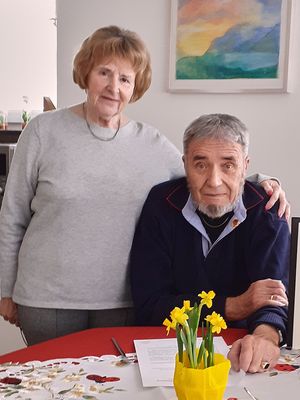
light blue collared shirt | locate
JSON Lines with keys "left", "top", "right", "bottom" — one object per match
{"left": 182, "top": 194, "right": 247, "bottom": 257}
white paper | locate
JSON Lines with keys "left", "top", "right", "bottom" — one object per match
{"left": 134, "top": 337, "right": 229, "bottom": 387}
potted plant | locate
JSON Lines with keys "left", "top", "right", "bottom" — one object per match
{"left": 22, "top": 110, "right": 30, "bottom": 128}
{"left": 0, "top": 111, "right": 5, "bottom": 129}
{"left": 22, "top": 95, "right": 30, "bottom": 128}
{"left": 163, "top": 291, "right": 230, "bottom": 400}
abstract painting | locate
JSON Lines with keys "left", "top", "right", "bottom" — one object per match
{"left": 169, "top": 0, "right": 292, "bottom": 92}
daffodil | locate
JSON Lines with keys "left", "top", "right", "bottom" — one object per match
{"left": 163, "top": 317, "right": 176, "bottom": 335}
{"left": 206, "top": 311, "right": 227, "bottom": 334}
{"left": 183, "top": 300, "right": 193, "bottom": 312}
{"left": 198, "top": 290, "right": 215, "bottom": 308}
{"left": 170, "top": 307, "right": 189, "bottom": 325}
{"left": 163, "top": 289, "right": 227, "bottom": 369}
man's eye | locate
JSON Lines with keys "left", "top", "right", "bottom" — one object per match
{"left": 196, "top": 163, "right": 206, "bottom": 170}
{"left": 224, "top": 163, "right": 234, "bottom": 170}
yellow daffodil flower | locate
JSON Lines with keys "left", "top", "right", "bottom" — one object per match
{"left": 163, "top": 289, "right": 227, "bottom": 369}
{"left": 163, "top": 318, "right": 176, "bottom": 335}
{"left": 205, "top": 311, "right": 227, "bottom": 334}
{"left": 183, "top": 300, "right": 193, "bottom": 312}
{"left": 170, "top": 307, "right": 189, "bottom": 325}
{"left": 198, "top": 290, "right": 215, "bottom": 308}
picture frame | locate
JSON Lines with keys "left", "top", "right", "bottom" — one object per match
{"left": 169, "top": 0, "right": 293, "bottom": 93}
{"left": 287, "top": 217, "right": 300, "bottom": 349}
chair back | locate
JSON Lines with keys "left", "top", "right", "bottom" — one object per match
{"left": 287, "top": 217, "right": 300, "bottom": 348}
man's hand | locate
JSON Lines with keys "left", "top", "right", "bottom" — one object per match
{"left": 260, "top": 179, "right": 290, "bottom": 220}
{"left": 225, "top": 279, "right": 288, "bottom": 321}
{"left": 228, "top": 324, "right": 280, "bottom": 373}
{"left": 0, "top": 297, "right": 19, "bottom": 326}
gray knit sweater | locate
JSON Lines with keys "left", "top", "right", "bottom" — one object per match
{"left": 0, "top": 109, "right": 184, "bottom": 309}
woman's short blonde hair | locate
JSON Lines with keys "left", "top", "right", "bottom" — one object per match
{"left": 73, "top": 25, "right": 152, "bottom": 103}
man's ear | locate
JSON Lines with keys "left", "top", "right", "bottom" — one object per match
{"left": 182, "top": 154, "right": 189, "bottom": 175}
{"left": 245, "top": 156, "right": 250, "bottom": 170}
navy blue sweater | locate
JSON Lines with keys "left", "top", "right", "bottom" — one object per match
{"left": 130, "top": 178, "right": 290, "bottom": 338}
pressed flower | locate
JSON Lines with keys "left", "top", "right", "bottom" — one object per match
{"left": 86, "top": 374, "right": 120, "bottom": 383}
{"left": 70, "top": 383, "right": 85, "bottom": 397}
{"left": 64, "top": 373, "right": 81, "bottom": 382}
{"left": 206, "top": 311, "right": 227, "bottom": 334}
{"left": 198, "top": 290, "right": 215, "bottom": 308}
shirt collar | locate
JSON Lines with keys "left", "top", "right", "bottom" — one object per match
{"left": 182, "top": 193, "right": 247, "bottom": 225}
{"left": 182, "top": 193, "right": 247, "bottom": 257}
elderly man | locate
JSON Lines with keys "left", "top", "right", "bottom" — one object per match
{"left": 130, "top": 114, "right": 289, "bottom": 373}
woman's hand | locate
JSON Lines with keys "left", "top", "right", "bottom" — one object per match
{"left": 225, "top": 279, "right": 288, "bottom": 321}
{"left": 260, "top": 179, "right": 290, "bottom": 220}
{"left": 0, "top": 297, "right": 19, "bottom": 326}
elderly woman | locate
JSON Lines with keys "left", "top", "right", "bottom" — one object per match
{"left": 0, "top": 26, "right": 289, "bottom": 345}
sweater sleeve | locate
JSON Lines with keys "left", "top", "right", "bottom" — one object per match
{"left": 247, "top": 173, "right": 280, "bottom": 185}
{"left": 159, "top": 134, "right": 184, "bottom": 179}
{"left": 245, "top": 204, "right": 290, "bottom": 339}
{"left": 0, "top": 118, "right": 40, "bottom": 298}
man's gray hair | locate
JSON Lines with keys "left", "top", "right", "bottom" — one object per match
{"left": 183, "top": 113, "right": 249, "bottom": 156}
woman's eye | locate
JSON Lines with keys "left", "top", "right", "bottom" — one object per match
{"left": 121, "top": 77, "right": 130, "bottom": 84}
{"left": 98, "top": 69, "right": 107, "bottom": 76}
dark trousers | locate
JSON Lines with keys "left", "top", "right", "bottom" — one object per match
{"left": 18, "top": 305, "right": 135, "bottom": 346}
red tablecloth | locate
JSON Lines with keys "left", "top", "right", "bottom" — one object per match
{"left": 0, "top": 326, "right": 247, "bottom": 364}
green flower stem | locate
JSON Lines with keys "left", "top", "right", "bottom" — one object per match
{"left": 186, "top": 303, "right": 203, "bottom": 368}
{"left": 196, "top": 340, "right": 205, "bottom": 368}
{"left": 195, "top": 304, "right": 203, "bottom": 334}
{"left": 211, "top": 334, "right": 215, "bottom": 367}
{"left": 208, "top": 326, "right": 212, "bottom": 367}
{"left": 184, "top": 322, "right": 195, "bottom": 368}
{"left": 194, "top": 303, "right": 202, "bottom": 367}
{"left": 203, "top": 343, "right": 207, "bottom": 369}
{"left": 180, "top": 328, "right": 188, "bottom": 349}
{"left": 176, "top": 324, "right": 183, "bottom": 363}
{"left": 205, "top": 324, "right": 214, "bottom": 367}
{"left": 188, "top": 323, "right": 197, "bottom": 368}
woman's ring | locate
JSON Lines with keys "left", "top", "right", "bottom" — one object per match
{"left": 270, "top": 294, "right": 275, "bottom": 301}
{"left": 261, "top": 361, "right": 270, "bottom": 370}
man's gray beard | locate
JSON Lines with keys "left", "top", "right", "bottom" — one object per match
{"left": 197, "top": 180, "right": 245, "bottom": 219}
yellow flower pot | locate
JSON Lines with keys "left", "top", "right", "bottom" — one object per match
{"left": 173, "top": 352, "right": 231, "bottom": 400}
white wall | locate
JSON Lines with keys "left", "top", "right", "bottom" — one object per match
{"left": 0, "top": 0, "right": 56, "bottom": 112}
{"left": 57, "top": 0, "right": 300, "bottom": 217}
{"left": 0, "top": 0, "right": 56, "bottom": 355}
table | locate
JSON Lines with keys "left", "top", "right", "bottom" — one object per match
{"left": 0, "top": 327, "right": 298, "bottom": 400}
{"left": 0, "top": 326, "right": 247, "bottom": 363}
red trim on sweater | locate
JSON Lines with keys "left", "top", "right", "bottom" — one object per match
{"left": 165, "top": 184, "right": 184, "bottom": 211}
{"left": 244, "top": 181, "right": 265, "bottom": 211}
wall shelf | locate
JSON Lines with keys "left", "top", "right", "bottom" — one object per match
{"left": 0, "top": 130, "right": 22, "bottom": 143}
